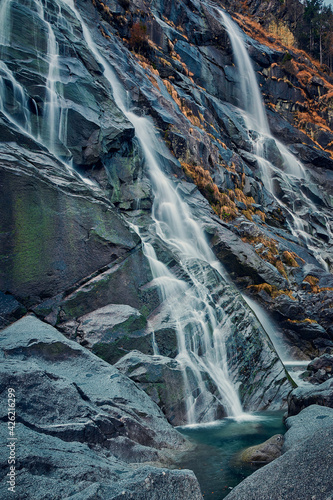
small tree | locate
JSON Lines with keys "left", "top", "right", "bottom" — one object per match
{"left": 129, "top": 22, "right": 148, "bottom": 53}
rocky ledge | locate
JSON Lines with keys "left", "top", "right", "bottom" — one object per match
{"left": 0, "top": 315, "right": 203, "bottom": 500}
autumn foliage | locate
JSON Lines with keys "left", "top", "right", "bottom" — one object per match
{"left": 129, "top": 22, "right": 148, "bottom": 53}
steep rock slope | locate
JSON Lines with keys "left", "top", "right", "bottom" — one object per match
{"left": 1, "top": 0, "right": 333, "bottom": 496}
{"left": 0, "top": 0, "right": 295, "bottom": 427}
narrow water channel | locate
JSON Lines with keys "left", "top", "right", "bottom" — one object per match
{"left": 177, "top": 411, "right": 285, "bottom": 499}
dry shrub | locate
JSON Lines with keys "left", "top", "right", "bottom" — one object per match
{"left": 304, "top": 275, "right": 319, "bottom": 291}
{"left": 163, "top": 80, "right": 203, "bottom": 128}
{"left": 242, "top": 209, "right": 253, "bottom": 221}
{"left": 275, "top": 260, "right": 288, "bottom": 279}
{"left": 268, "top": 20, "right": 296, "bottom": 47}
{"left": 129, "top": 22, "right": 148, "bottom": 53}
{"left": 255, "top": 209, "right": 266, "bottom": 222}
{"left": 235, "top": 188, "right": 255, "bottom": 208}
{"left": 303, "top": 275, "right": 333, "bottom": 293}
{"left": 287, "top": 318, "right": 317, "bottom": 324}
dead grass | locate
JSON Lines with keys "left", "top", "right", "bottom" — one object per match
{"left": 282, "top": 251, "right": 300, "bottom": 267}
{"left": 182, "top": 163, "right": 238, "bottom": 221}
{"left": 303, "top": 275, "right": 333, "bottom": 293}
{"left": 248, "top": 283, "right": 295, "bottom": 300}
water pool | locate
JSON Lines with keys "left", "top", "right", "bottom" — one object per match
{"left": 176, "top": 411, "right": 285, "bottom": 499}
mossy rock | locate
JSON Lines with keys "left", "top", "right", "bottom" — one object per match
{"left": 239, "top": 434, "right": 284, "bottom": 464}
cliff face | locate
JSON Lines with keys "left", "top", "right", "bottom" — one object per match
{"left": 1, "top": 0, "right": 333, "bottom": 496}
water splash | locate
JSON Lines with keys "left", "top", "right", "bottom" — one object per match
{"left": 0, "top": 61, "right": 33, "bottom": 134}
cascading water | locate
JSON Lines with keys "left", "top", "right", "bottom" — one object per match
{"left": 0, "top": 0, "right": 12, "bottom": 48}
{"left": 0, "top": 0, "right": 69, "bottom": 156}
{"left": 219, "top": 10, "right": 327, "bottom": 385}
{"left": 0, "top": 0, "right": 98, "bottom": 185}
{"left": 0, "top": 60, "right": 33, "bottom": 134}
{"left": 36, "top": 0, "right": 64, "bottom": 154}
{"left": 220, "top": 10, "right": 332, "bottom": 270}
{"left": 63, "top": 0, "right": 247, "bottom": 423}
{"left": 219, "top": 11, "right": 269, "bottom": 135}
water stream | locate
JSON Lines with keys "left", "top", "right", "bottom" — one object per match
{"left": 220, "top": 9, "right": 331, "bottom": 271}
{"left": 177, "top": 410, "right": 285, "bottom": 499}
{"left": 63, "top": 0, "right": 248, "bottom": 423}
{"left": 0, "top": 0, "right": 98, "bottom": 186}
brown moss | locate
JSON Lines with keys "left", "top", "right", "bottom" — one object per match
{"left": 255, "top": 209, "right": 266, "bottom": 222}
{"left": 242, "top": 209, "right": 253, "bottom": 221}
{"left": 182, "top": 163, "right": 238, "bottom": 222}
{"left": 282, "top": 251, "right": 299, "bottom": 267}
{"left": 303, "top": 275, "right": 333, "bottom": 293}
{"left": 304, "top": 275, "right": 319, "bottom": 287}
{"left": 249, "top": 283, "right": 295, "bottom": 300}
{"left": 163, "top": 80, "right": 204, "bottom": 129}
{"left": 287, "top": 318, "right": 317, "bottom": 324}
{"left": 275, "top": 260, "right": 288, "bottom": 279}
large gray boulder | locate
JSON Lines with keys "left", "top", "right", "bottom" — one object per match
{"left": 283, "top": 404, "right": 333, "bottom": 451}
{"left": 287, "top": 378, "right": 333, "bottom": 416}
{"left": 0, "top": 315, "right": 203, "bottom": 499}
{"left": 116, "top": 351, "right": 227, "bottom": 425}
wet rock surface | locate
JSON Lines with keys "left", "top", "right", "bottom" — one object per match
{"left": 115, "top": 351, "right": 227, "bottom": 425}
{"left": 303, "top": 354, "right": 333, "bottom": 384}
{"left": 287, "top": 378, "right": 333, "bottom": 417}
{"left": 283, "top": 404, "right": 333, "bottom": 451}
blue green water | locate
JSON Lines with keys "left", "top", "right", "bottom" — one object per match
{"left": 177, "top": 411, "right": 285, "bottom": 499}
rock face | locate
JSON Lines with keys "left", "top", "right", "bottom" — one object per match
{"left": 283, "top": 404, "right": 333, "bottom": 451}
{"left": 116, "top": 351, "right": 228, "bottom": 425}
{"left": 306, "top": 354, "right": 333, "bottom": 384}
{"left": 287, "top": 378, "right": 333, "bottom": 417}
{"left": 0, "top": 316, "right": 203, "bottom": 500}
{"left": 0, "top": 128, "right": 139, "bottom": 304}
{"left": 0, "top": 0, "right": 332, "bottom": 477}
{"left": 225, "top": 405, "right": 333, "bottom": 500}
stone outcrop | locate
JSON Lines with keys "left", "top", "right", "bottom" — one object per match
{"left": 238, "top": 434, "right": 284, "bottom": 464}
{"left": 287, "top": 378, "right": 333, "bottom": 417}
{"left": 0, "top": 315, "right": 203, "bottom": 500}
{"left": 0, "top": 126, "right": 139, "bottom": 306}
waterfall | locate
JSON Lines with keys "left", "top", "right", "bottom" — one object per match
{"left": 0, "top": 0, "right": 99, "bottom": 186}
{"left": 0, "top": 0, "right": 68, "bottom": 156}
{"left": 36, "top": 0, "right": 63, "bottom": 154}
{"left": 63, "top": 0, "right": 247, "bottom": 423}
{"left": 220, "top": 10, "right": 331, "bottom": 270}
{"left": 219, "top": 11, "right": 268, "bottom": 134}
{"left": 0, "top": 60, "right": 33, "bottom": 134}
{"left": 0, "top": 0, "right": 13, "bottom": 48}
